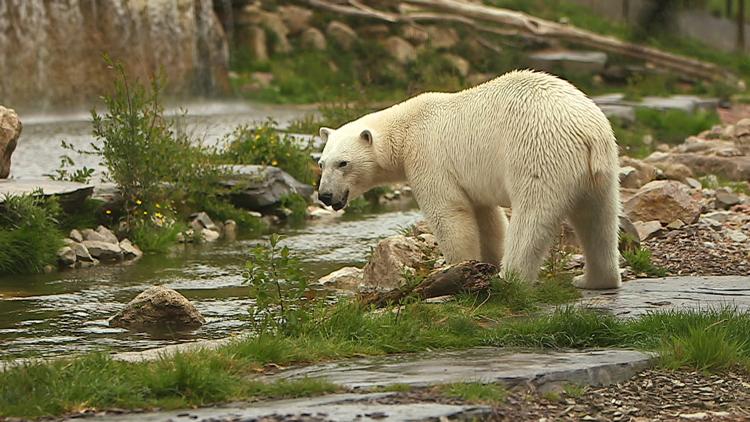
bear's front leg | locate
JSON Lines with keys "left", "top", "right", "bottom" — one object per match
{"left": 419, "top": 201, "right": 482, "bottom": 264}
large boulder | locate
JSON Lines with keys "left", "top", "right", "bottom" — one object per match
{"left": 220, "top": 165, "right": 313, "bottom": 211}
{"left": 425, "top": 26, "right": 459, "bottom": 49}
{"left": 0, "top": 106, "right": 21, "bottom": 179}
{"left": 277, "top": 5, "right": 312, "bottom": 35}
{"left": 362, "top": 235, "right": 427, "bottom": 289}
{"left": 300, "top": 27, "right": 327, "bottom": 51}
{"left": 624, "top": 181, "right": 702, "bottom": 225}
{"left": 326, "top": 21, "right": 358, "bottom": 50}
{"left": 82, "top": 240, "right": 123, "bottom": 261}
{"left": 619, "top": 156, "right": 659, "bottom": 189}
{"left": 109, "top": 286, "right": 205, "bottom": 331}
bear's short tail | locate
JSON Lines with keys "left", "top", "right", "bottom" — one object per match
{"left": 586, "top": 134, "right": 619, "bottom": 189}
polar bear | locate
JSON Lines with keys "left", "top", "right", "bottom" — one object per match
{"left": 317, "top": 70, "right": 621, "bottom": 289}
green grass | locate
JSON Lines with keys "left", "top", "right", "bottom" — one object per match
{"left": 2, "top": 302, "right": 750, "bottom": 417}
{"left": 130, "top": 221, "right": 185, "bottom": 254}
{"left": 436, "top": 382, "right": 508, "bottom": 405}
{"left": 623, "top": 247, "right": 668, "bottom": 277}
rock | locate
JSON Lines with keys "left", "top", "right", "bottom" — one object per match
{"left": 619, "top": 156, "right": 658, "bottom": 188}
{"left": 220, "top": 165, "right": 313, "bottom": 211}
{"left": 360, "top": 24, "right": 391, "bottom": 39}
{"left": 666, "top": 219, "right": 685, "bottom": 230}
{"left": 467, "top": 73, "right": 494, "bottom": 86}
{"left": 191, "top": 211, "right": 218, "bottom": 231}
{"left": 442, "top": 53, "right": 470, "bottom": 77}
{"left": 108, "top": 286, "right": 205, "bottom": 331}
{"left": 307, "top": 205, "right": 339, "bottom": 219}
{"left": 362, "top": 235, "right": 426, "bottom": 289}
{"left": 277, "top": 5, "right": 312, "bottom": 35}
{"left": 300, "top": 27, "right": 326, "bottom": 51}
{"left": 326, "top": 21, "right": 358, "bottom": 50}
{"left": 81, "top": 228, "right": 108, "bottom": 243}
{"left": 647, "top": 153, "right": 750, "bottom": 181}
{"left": 528, "top": 50, "right": 607, "bottom": 74}
{"left": 82, "top": 240, "right": 123, "bottom": 261}
{"left": 425, "top": 26, "right": 459, "bottom": 49}
{"left": 735, "top": 118, "right": 750, "bottom": 137}
{"left": 715, "top": 190, "right": 740, "bottom": 209}
{"left": 69, "top": 229, "right": 83, "bottom": 243}
{"left": 0, "top": 179, "right": 93, "bottom": 212}
{"left": 652, "top": 162, "right": 694, "bottom": 182}
{"left": 223, "top": 219, "right": 238, "bottom": 241}
{"left": 258, "top": 12, "right": 291, "bottom": 54}
{"left": 685, "top": 177, "right": 702, "bottom": 189}
{"left": 417, "top": 233, "right": 438, "bottom": 248}
{"left": 76, "top": 258, "right": 99, "bottom": 269}
{"left": 633, "top": 220, "right": 663, "bottom": 241}
{"left": 57, "top": 246, "right": 76, "bottom": 267}
{"left": 317, "top": 267, "right": 364, "bottom": 291}
{"left": 703, "top": 211, "right": 730, "bottom": 224}
{"left": 383, "top": 36, "right": 416, "bottom": 64}
{"left": 624, "top": 181, "right": 702, "bottom": 225}
{"left": 618, "top": 215, "right": 641, "bottom": 253}
{"left": 69, "top": 241, "right": 94, "bottom": 262}
{"left": 201, "top": 229, "right": 221, "bottom": 242}
{"left": 619, "top": 166, "right": 640, "bottom": 189}
{"left": 401, "top": 26, "right": 429, "bottom": 44}
{"left": 0, "top": 106, "right": 22, "bottom": 179}
{"left": 119, "top": 239, "right": 143, "bottom": 260}
{"left": 245, "top": 26, "right": 268, "bottom": 61}
{"left": 725, "top": 229, "right": 748, "bottom": 243}
{"left": 96, "top": 225, "right": 119, "bottom": 244}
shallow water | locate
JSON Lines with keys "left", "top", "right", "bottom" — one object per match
{"left": 1, "top": 102, "right": 422, "bottom": 360}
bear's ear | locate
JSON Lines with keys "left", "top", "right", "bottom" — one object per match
{"left": 319, "top": 127, "right": 333, "bottom": 142}
{"left": 360, "top": 129, "right": 373, "bottom": 145}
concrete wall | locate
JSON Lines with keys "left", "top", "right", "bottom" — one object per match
{"left": 567, "top": 0, "right": 749, "bottom": 53}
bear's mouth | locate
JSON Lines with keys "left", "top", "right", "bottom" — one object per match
{"left": 331, "top": 190, "right": 349, "bottom": 211}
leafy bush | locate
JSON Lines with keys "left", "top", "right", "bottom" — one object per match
{"left": 244, "top": 234, "right": 316, "bottom": 335}
{"left": 0, "top": 193, "right": 64, "bottom": 274}
{"left": 222, "top": 120, "right": 316, "bottom": 185}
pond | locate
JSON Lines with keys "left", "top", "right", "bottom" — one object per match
{"left": 0, "top": 102, "right": 423, "bottom": 360}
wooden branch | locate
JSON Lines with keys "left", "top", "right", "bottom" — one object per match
{"left": 359, "top": 261, "right": 498, "bottom": 308}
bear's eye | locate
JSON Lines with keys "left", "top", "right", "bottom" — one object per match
{"left": 338, "top": 161, "right": 348, "bottom": 168}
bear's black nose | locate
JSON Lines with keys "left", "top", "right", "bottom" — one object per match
{"left": 319, "top": 192, "right": 333, "bottom": 206}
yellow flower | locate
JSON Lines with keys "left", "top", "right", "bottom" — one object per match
{"left": 155, "top": 212, "right": 163, "bottom": 218}
{"left": 155, "top": 203, "right": 161, "bottom": 209}
{"left": 105, "top": 210, "right": 112, "bottom": 215}
{"left": 135, "top": 199, "right": 142, "bottom": 205}
{"left": 271, "top": 160, "right": 278, "bottom": 166}
{"left": 143, "top": 211, "right": 148, "bottom": 215}
{"left": 254, "top": 134, "right": 260, "bottom": 140}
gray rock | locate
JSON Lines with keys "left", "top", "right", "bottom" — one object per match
{"left": 639, "top": 95, "right": 718, "bottom": 113}
{"left": 0, "top": 179, "right": 93, "bottom": 211}
{"left": 299, "top": 27, "right": 326, "bottom": 50}
{"left": 201, "top": 228, "right": 221, "bottom": 242}
{"left": 108, "top": 286, "right": 205, "bottom": 331}
{"left": 703, "top": 211, "right": 731, "bottom": 224}
{"left": 326, "top": 21, "right": 358, "bottom": 50}
{"left": 633, "top": 220, "right": 663, "bottom": 241}
{"left": 266, "top": 347, "right": 653, "bottom": 390}
{"left": 0, "top": 106, "right": 21, "bottom": 179}
{"left": 528, "top": 50, "right": 607, "bottom": 74}
{"left": 69, "top": 229, "right": 83, "bottom": 243}
{"left": 81, "top": 229, "right": 108, "bottom": 243}
{"left": 190, "top": 211, "right": 217, "bottom": 232}
{"left": 725, "top": 229, "right": 748, "bottom": 243}
{"left": 223, "top": 219, "right": 238, "bottom": 241}
{"left": 715, "top": 190, "right": 740, "bottom": 209}
{"left": 362, "top": 235, "right": 426, "bottom": 289}
{"left": 119, "top": 239, "right": 143, "bottom": 260}
{"left": 599, "top": 104, "right": 635, "bottom": 123}
{"left": 69, "top": 241, "right": 94, "bottom": 262}
{"left": 57, "top": 246, "right": 76, "bottom": 267}
{"left": 82, "top": 240, "right": 123, "bottom": 261}
{"left": 685, "top": 177, "right": 703, "bottom": 189}
{"left": 96, "top": 225, "right": 119, "bottom": 244}
{"left": 317, "top": 267, "right": 364, "bottom": 291}
{"left": 383, "top": 36, "right": 416, "bottom": 64}
{"left": 424, "top": 25, "right": 459, "bottom": 49}
{"left": 220, "top": 165, "right": 313, "bottom": 211}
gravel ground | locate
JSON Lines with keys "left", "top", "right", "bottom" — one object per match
{"left": 345, "top": 369, "right": 750, "bottom": 421}
{"left": 644, "top": 222, "right": 750, "bottom": 277}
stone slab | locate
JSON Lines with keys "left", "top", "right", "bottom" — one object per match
{"left": 580, "top": 276, "right": 750, "bottom": 317}
{"left": 264, "top": 348, "right": 653, "bottom": 390}
{"left": 69, "top": 393, "right": 490, "bottom": 422}
{"left": 0, "top": 178, "right": 93, "bottom": 209}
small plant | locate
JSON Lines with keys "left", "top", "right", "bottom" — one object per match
{"left": 661, "top": 326, "right": 747, "bottom": 372}
{"left": 0, "top": 193, "right": 64, "bottom": 274}
{"left": 244, "top": 234, "right": 315, "bottom": 335}
{"left": 623, "top": 247, "right": 668, "bottom": 277}
{"left": 47, "top": 141, "right": 95, "bottom": 184}
{"left": 437, "top": 382, "right": 507, "bottom": 405}
{"left": 279, "top": 193, "right": 308, "bottom": 226}
{"left": 223, "top": 120, "right": 316, "bottom": 185}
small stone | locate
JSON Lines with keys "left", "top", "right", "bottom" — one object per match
{"left": 69, "top": 241, "right": 94, "bottom": 262}
{"left": 326, "top": 21, "right": 358, "bottom": 50}
{"left": 308, "top": 206, "right": 338, "bottom": 219}
{"left": 82, "top": 240, "right": 123, "bottom": 261}
{"left": 202, "top": 229, "right": 220, "bottom": 242}
{"left": 703, "top": 211, "right": 731, "bottom": 224}
{"left": 96, "top": 225, "right": 119, "bottom": 244}
{"left": 190, "top": 212, "right": 217, "bottom": 232}
{"left": 685, "top": 177, "right": 702, "bottom": 189}
{"left": 69, "top": 229, "right": 83, "bottom": 243}
{"left": 248, "top": 211, "right": 262, "bottom": 218}
{"left": 119, "top": 239, "right": 143, "bottom": 260}
{"left": 223, "top": 220, "right": 238, "bottom": 241}
{"left": 57, "top": 246, "right": 77, "bottom": 266}
{"left": 725, "top": 229, "right": 748, "bottom": 243}
{"left": 81, "top": 228, "right": 108, "bottom": 243}
{"left": 633, "top": 220, "right": 663, "bottom": 241}
{"left": 679, "top": 412, "right": 708, "bottom": 420}
{"left": 715, "top": 190, "right": 740, "bottom": 209}
{"left": 666, "top": 219, "right": 685, "bottom": 230}
{"left": 317, "top": 267, "right": 364, "bottom": 291}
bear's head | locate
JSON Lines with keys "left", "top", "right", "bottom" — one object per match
{"left": 317, "top": 120, "right": 385, "bottom": 210}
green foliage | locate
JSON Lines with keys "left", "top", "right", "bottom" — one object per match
{"left": 57, "top": 198, "right": 105, "bottom": 232}
{"left": 279, "top": 193, "right": 308, "bottom": 226}
{"left": 47, "top": 141, "right": 95, "bottom": 184}
{"left": 90, "top": 60, "right": 224, "bottom": 223}
{"left": 130, "top": 218, "right": 185, "bottom": 254}
{"left": 222, "top": 120, "right": 316, "bottom": 185}
{"left": 661, "top": 326, "right": 746, "bottom": 372}
{"left": 623, "top": 247, "right": 668, "bottom": 277}
{"left": 201, "top": 197, "right": 267, "bottom": 234}
{"left": 0, "top": 193, "right": 64, "bottom": 275}
{"left": 245, "top": 234, "right": 315, "bottom": 335}
{"left": 634, "top": 108, "right": 720, "bottom": 144}
{"left": 436, "top": 382, "right": 507, "bottom": 405}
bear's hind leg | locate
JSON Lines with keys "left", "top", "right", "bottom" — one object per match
{"left": 474, "top": 206, "right": 507, "bottom": 266}
{"left": 501, "top": 203, "right": 561, "bottom": 282}
{"left": 569, "top": 184, "right": 622, "bottom": 290}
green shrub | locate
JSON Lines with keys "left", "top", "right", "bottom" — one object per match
{"left": 201, "top": 197, "right": 266, "bottom": 234}
{"left": 279, "top": 193, "right": 308, "bottom": 226}
{"left": 223, "top": 120, "right": 316, "bottom": 185}
{"left": 634, "top": 108, "right": 720, "bottom": 144}
{"left": 623, "top": 247, "right": 668, "bottom": 277}
{"left": 0, "top": 193, "right": 64, "bottom": 274}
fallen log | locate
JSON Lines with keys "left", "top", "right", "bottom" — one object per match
{"left": 298, "top": 0, "right": 737, "bottom": 84}
{"left": 358, "top": 261, "right": 498, "bottom": 308}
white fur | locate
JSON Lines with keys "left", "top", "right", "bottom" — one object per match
{"left": 319, "top": 70, "right": 622, "bottom": 289}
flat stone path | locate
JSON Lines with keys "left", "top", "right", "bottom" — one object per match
{"left": 579, "top": 275, "right": 750, "bottom": 317}
{"left": 0, "top": 178, "right": 92, "bottom": 205}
